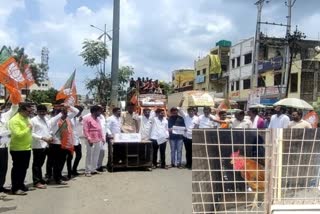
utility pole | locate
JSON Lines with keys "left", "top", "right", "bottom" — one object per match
{"left": 251, "top": 0, "right": 264, "bottom": 91}
{"left": 103, "top": 23, "right": 106, "bottom": 76}
{"left": 281, "top": 0, "right": 296, "bottom": 98}
{"left": 110, "top": 0, "right": 120, "bottom": 107}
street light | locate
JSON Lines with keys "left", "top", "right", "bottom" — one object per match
{"left": 90, "top": 24, "right": 112, "bottom": 75}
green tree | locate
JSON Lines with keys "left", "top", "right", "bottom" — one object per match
{"left": 29, "top": 88, "right": 58, "bottom": 104}
{"left": 9, "top": 47, "right": 45, "bottom": 86}
{"left": 80, "top": 39, "right": 109, "bottom": 73}
{"left": 80, "top": 38, "right": 134, "bottom": 104}
{"left": 160, "top": 81, "right": 174, "bottom": 96}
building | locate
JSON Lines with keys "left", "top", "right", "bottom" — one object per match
{"left": 194, "top": 40, "right": 231, "bottom": 98}
{"left": 172, "top": 69, "right": 194, "bottom": 92}
{"left": 228, "top": 37, "right": 254, "bottom": 109}
{"left": 233, "top": 35, "right": 320, "bottom": 109}
{"left": 289, "top": 40, "right": 320, "bottom": 103}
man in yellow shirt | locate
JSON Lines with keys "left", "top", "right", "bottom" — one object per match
{"left": 9, "top": 103, "right": 33, "bottom": 195}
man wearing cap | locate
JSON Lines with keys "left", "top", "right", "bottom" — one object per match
{"left": 0, "top": 104, "right": 18, "bottom": 194}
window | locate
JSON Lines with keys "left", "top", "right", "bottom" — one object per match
{"left": 231, "top": 59, "right": 235, "bottom": 68}
{"left": 290, "top": 73, "right": 298, "bottom": 93}
{"left": 197, "top": 70, "right": 200, "bottom": 75}
{"left": 244, "top": 53, "right": 252, "bottom": 65}
{"left": 231, "top": 82, "right": 235, "bottom": 91}
{"left": 236, "top": 81, "right": 240, "bottom": 90}
{"left": 221, "top": 64, "right": 227, "bottom": 71}
{"left": 202, "top": 68, "right": 206, "bottom": 75}
{"left": 258, "top": 76, "right": 266, "bottom": 87}
{"left": 243, "top": 79, "right": 251, "bottom": 89}
{"left": 237, "top": 56, "right": 240, "bottom": 67}
{"left": 274, "top": 73, "right": 282, "bottom": 85}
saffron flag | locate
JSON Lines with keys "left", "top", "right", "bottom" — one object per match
{"left": 0, "top": 46, "right": 24, "bottom": 104}
{"left": 56, "top": 70, "right": 78, "bottom": 106}
{"left": 22, "top": 65, "right": 35, "bottom": 87}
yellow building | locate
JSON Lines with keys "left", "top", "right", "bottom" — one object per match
{"left": 194, "top": 41, "right": 230, "bottom": 98}
{"left": 172, "top": 69, "right": 194, "bottom": 92}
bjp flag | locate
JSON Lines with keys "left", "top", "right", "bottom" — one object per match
{"left": 56, "top": 70, "right": 78, "bottom": 106}
{"left": 22, "top": 65, "right": 35, "bottom": 87}
{"left": 0, "top": 46, "right": 24, "bottom": 104}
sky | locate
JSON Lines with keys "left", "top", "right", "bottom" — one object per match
{"left": 2, "top": 0, "right": 320, "bottom": 95}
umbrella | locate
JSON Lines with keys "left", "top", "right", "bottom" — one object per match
{"left": 249, "top": 104, "right": 266, "bottom": 109}
{"left": 273, "top": 98, "right": 314, "bottom": 110}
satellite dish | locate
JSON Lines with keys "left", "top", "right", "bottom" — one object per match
{"left": 315, "top": 46, "right": 320, "bottom": 53}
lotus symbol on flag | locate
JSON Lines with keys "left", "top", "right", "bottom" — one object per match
{"left": 8, "top": 63, "right": 24, "bottom": 82}
{"left": 63, "top": 88, "right": 72, "bottom": 96}
{"left": 25, "top": 67, "right": 33, "bottom": 81}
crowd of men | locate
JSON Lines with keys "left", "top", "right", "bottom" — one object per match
{"left": 0, "top": 100, "right": 315, "bottom": 197}
{"left": 174, "top": 104, "right": 314, "bottom": 130}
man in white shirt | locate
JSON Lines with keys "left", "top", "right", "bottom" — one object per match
{"left": 178, "top": 107, "right": 199, "bottom": 169}
{"left": 150, "top": 108, "right": 169, "bottom": 169}
{"left": 31, "top": 104, "right": 62, "bottom": 189}
{"left": 198, "top": 106, "right": 222, "bottom": 128}
{"left": 105, "top": 107, "right": 122, "bottom": 170}
{"left": 69, "top": 105, "right": 84, "bottom": 177}
{"left": 232, "top": 110, "right": 252, "bottom": 128}
{"left": 268, "top": 106, "right": 290, "bottom": 128}
{"left": 0, "top": 104, "right": 18, "bottom": 194}
{"left": 288, "top": 110, "right": 312, "bottom": 128}
{"left": 50, "top": 105, "right": 79, "bottom": 185}
{"left": 138, "top": 108, "right": 153, "bottom": 141}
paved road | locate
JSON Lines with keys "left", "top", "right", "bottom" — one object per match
{"left": 1, "top": 144, "right": 191, "bottom": 214}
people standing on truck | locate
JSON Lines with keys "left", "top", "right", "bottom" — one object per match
{"left": 0, "top": 103, "right": 18, "bottom": 194}
{"left": 82, "top": 105, "right": 105, "bottom": 177}
{"left": 121, "top": 103, "right": 139, "bottom": 133}
{"left": 150, "top": 108, "right": 169, "bottom": 169}
{"left": 168, "top": 107, "right": 185, "bottom": 169}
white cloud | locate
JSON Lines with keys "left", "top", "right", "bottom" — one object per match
{"left": 4, "top": 0, "right": 320, "bottom": 95}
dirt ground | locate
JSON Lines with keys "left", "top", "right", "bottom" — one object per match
{"left": 0, "top": 145, "right": 191, "bottom": 214}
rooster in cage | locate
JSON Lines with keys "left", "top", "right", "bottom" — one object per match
{"left": 230, "top": 150, "right": 265, "bottom": 210}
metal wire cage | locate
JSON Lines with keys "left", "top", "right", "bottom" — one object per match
{"left": 271, "top": 128, "right": 320, "bottom": 212}
{"left": 192, "top": 128, "right": 320, "bottom": 214}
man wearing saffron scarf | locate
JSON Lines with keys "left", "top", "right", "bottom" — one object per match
{"left": 51, "top": 104, "right": 79, "bottom": 185}
{"left": 83, "top": 105, "right": 105, "bottom": 177}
